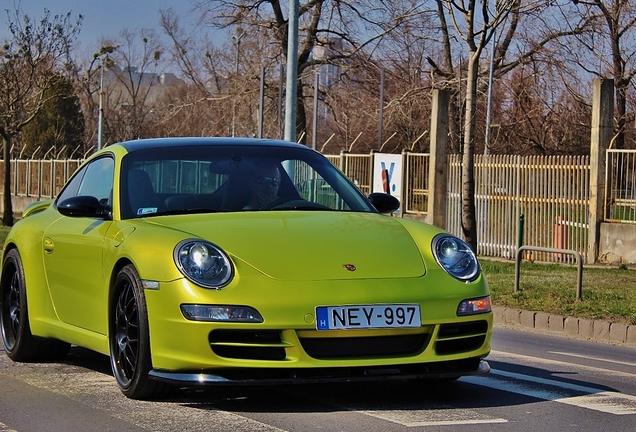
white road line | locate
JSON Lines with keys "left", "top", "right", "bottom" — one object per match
{"left": 490, "top": 349, "right": 636, "bottom": 378}
{"left": 555, "top": 392, "right": 636, "bottom": 415}
{"left": 0, "top": 422, "right": 18, "bottom": 432}
{"left": 548, "top": 351, "right": 636, "bottom": 368}
{"left": 463, "top": 369, "right": 636, "bottom": 415}
{"left": 353, "top": 409, "right": 508, "bottom": 428}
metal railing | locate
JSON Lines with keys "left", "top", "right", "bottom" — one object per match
{"left": 515, "top": 246, "right": 583, "bottom": 299}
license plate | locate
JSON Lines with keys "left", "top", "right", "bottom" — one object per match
{"left": 315, "top": 304, "right": 421, "bottom": 330}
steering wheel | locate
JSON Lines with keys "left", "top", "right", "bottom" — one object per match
{"left": 263, "top": 196, "right": 294, "bottom": 209}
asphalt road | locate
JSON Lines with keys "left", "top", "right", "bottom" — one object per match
{"left": 1, "top": 326, "right": 636, "bottom": 432}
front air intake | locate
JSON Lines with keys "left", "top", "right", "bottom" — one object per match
{"left": 209, "top": 330, "right": 286, "bottom": 360}
{"left": 435, "top": 320, "right": 488, "bottom": 355}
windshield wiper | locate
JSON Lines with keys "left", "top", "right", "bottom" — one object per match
{"left": 271, "top": 204, "right": 332, "bottom": 211}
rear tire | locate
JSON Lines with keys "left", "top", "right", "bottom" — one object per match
{"left": 0, "top": 249, "right": 70, "bottom": 362}
{"left": 110, "top": 264, "right": 167, "bottom": 399}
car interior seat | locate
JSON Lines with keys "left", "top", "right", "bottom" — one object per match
{"left": 127, "top": 169, "right": 160, "bottom": 216}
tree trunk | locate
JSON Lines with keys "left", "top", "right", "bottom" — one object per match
{"left": 461, "top": 53, "right": 479, "bottom": 251}
{"left": 2, "top": 134, "right": 14, "bottom": 226}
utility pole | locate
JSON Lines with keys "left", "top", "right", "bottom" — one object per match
{"left": 98, "top": 58, "right": 105, "bottom": 151}
{"left": 232, "top": 29, "right": 245, "bottom": 137}
{"left": 378, "top": 68, "right": 385, "bottom": 150}
{"left": 284, "top": 0, "right": 299, "bottom": 142}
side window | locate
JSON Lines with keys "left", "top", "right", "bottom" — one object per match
{"left": 55, "top": 166, "right": 87, "bottom": 204}
{"left": 56, "top": 157, "right": 114, "bottom": 206}
{"left": 78, "top": 157, "right": 114, "bottom": 205}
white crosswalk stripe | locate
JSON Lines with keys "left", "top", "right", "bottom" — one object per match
{"left": 0, "top": 422, "right": 19, "bottom": 432}
{"left": 463, "top": 369, "right": 636, "bottom": 415}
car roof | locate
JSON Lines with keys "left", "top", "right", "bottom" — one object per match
{"left": 117, "top": 137, "right": 310, "bottom": 153}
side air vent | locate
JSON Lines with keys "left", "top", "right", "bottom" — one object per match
{"left": 209, "top": 330, "right": 287, "bottom": 361}
{"left": 435, "top": 321, "right": 488, "bottom": 355}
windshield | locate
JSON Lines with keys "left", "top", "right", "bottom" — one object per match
{"left": 120, "top": 144, "right": 376, "bottom": 219}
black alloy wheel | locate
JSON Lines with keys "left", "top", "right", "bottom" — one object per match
{"left": 0, "top": 249, "right": 69, "bottom": 361}
{"left": 0, "top": 250, "right": 24, "bottom": 355}
{"left": 110, "top": 264, "right": 165, "bottom": 399}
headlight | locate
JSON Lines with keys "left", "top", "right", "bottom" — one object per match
{"left": 432, "top": 234, "right": 479, "bottom": 281}
{"left": 174, "top": 239, "right": 233, "bottom": 289}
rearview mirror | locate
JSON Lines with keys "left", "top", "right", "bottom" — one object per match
{"left": 368, "top": 193, "right": 400, "bottom": 214}
{"left": 58, "top": 195, "right": 109, "bottom": 219}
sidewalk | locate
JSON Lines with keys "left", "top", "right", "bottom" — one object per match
{"left": 492, "top": 306, "right": 636, "bottom": 346}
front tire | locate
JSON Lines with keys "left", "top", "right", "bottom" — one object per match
{"left": 0, "top": 249, "right": 70, "bottom": 361}
{"left": 110, "top": 264, "right": 166, "bottom": 399}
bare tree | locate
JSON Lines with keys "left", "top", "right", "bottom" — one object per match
{"left": 100, "top": 29, "right": 166, "bottom": 143}
{"left": 0, "top": 7, "right": 81, "bottom": 225}
{"left": 160, "top": 9, "right": 282, "bottom": 138}
{"left": 370, "top": 5, "right": 441, "bottom": 152}
{"left": 193, "top": 0, "right": 428, "bottom": 143}
{"left": 494, "top": 64, "right": 590, "bottom": 155}
{"left": 70, "top": 44, "right": 117, "bottom": 154}
{"left": 438, "top": 0, "right": 517, "bottom": 250}
{"left": 426, "top": 0, "right": 592, "bottom": 249}
{"left": 566, "top": 0, "right": 636, "bottom": 150}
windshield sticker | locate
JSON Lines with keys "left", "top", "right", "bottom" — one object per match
{"left": 137, "top": 207, "right": 158, "bottom": 215}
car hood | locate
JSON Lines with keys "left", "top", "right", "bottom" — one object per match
{"left": 149, "top": 211, "right": 426, "bottom": 281}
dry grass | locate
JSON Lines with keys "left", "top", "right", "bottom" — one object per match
{"left": 481, "top": 258, "right": 636, "bottom": 325}
{"left": 0, "top": 225, "right": 11, "bottom": 243}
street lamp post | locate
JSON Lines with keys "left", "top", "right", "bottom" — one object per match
{"left": 284, "top": 0, "right": 299, "bottom": 142}
{"left": 97, "top": 57, "right": 105, "bottom": 151}
{"left": 96, "top": 45, "right": 116, "bottom": 151}
{"left": 232, "top": 30, "right": 245, "bottom": 137}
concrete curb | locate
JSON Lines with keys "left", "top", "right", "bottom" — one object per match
{"left": 492, "top": 307, "right": 636, "bottom": 346}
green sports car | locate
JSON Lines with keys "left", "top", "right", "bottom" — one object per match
{"left": 0, "top": 138, "right": 492, "bottom": 399}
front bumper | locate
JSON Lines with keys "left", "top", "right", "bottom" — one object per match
{"left": 148, "top": 358, "right": 490, "bottom": 385}
{"left": 144, "top": 273, "right": 492, "bottom": 374}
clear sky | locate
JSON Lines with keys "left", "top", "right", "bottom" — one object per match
{"left": 2, "top": 0, "right": 203, "bottom": 50}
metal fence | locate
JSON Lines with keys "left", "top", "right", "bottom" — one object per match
{"left": 404, "top": 153, "right": 430, "bottom": 217}
{"left": 606, "top": 149, "right": 636, "bottom": 223}
{"left": 2, "top": 150, "right": 633, "bottom": 264}
{"left": 342, "top": 153, "right": 373, "bottom": 196}
{"left": 0, "top": 159, "right": 83, "bottom": 200}
{"left": 447, "top": 154, "right": 590, "bottom": 262}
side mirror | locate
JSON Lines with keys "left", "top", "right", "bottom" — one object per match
{"left": 368, "top": 193, "right": 400, "bottom": 214}
{"left": 57, "top": 195, "right": 109, "bottom": 218}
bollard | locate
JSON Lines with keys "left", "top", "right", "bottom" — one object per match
{"left": 553, "top": 215, "right": 568, "bottom": 260}
{"left": 517, "top": 214, "right": 524, "bottom": 250}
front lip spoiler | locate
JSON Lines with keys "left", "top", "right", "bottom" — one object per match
{"left": 148, "top": 359, "right": 490, "bottom": 385}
